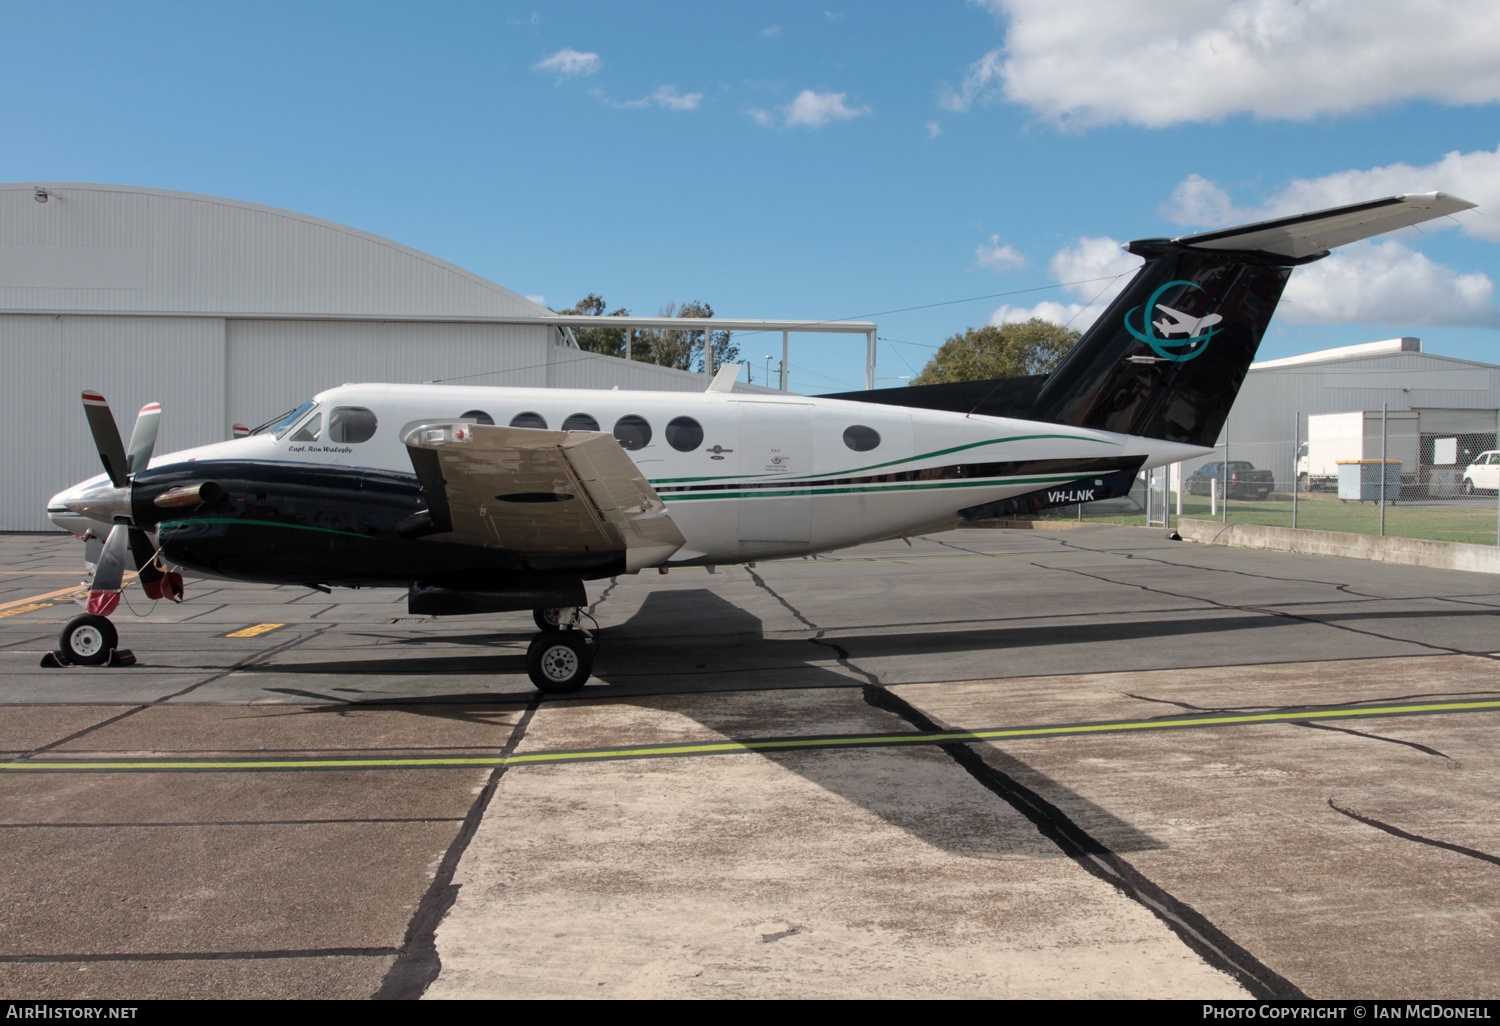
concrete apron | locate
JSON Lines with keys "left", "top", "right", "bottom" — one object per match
{"left": 1176, "top": 519, "right": 1500, "bottom": 575}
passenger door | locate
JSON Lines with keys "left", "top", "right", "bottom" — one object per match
{"left": 736, "top": 401, "right": 813, "bottom": 552}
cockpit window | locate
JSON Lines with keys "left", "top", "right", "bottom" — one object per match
{"left": 272, "top": 401, "right": 317, "bottom": 440}
{"left": 329, "top": 407, "right": 378, "bottom": 443}
{"left": 290, "top": 412, "right": 322, "bottom": 443}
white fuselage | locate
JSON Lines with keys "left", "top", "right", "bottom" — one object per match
{"left": 49, "top": 382, "right": 1210, "bottom": 566}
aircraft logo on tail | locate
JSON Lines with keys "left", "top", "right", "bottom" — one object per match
{"left": 1124, "top": 280, "right": 1222, "bottom": 362}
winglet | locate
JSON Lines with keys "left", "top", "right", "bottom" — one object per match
{"left": 706, "top": 364, "right": 742, "bottom": 393}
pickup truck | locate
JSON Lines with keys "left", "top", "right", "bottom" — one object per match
{"left": 1185, "top": 461, "right": 1275, "bottom": 500}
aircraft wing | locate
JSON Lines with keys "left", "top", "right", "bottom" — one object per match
{"left": 402, "top": 422, "right": 685, "bottom": 572}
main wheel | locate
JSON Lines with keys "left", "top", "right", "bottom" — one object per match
{"left": 60, "top": 614, "right": 116, "bottom": 666}
{"left": 533, "top": 607, "right": 575, "bottom": 632}
{"left": 1464, "top": 479, "right": 1476, "bottom": 496}
{"left": 526, "top": 632, "right": 593, "bottom": 693}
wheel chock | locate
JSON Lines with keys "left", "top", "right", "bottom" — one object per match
{"left": 40, "top": 650, "right": 70, "bottom": 668}
{"left": 107, "top": 649, "right": 137, "bottom": 667}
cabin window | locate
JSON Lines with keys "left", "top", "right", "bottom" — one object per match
{"left": 613, "top": 415, "right": 652, "bottom": 451}
{"left": 329, "top": 407, "right": 378, "bottom": 443}
{"left": 461, "top": 410, "right": 495, "bottom": 425}
{"left": 289, "top": 412, "right": 322, "bottom": 443}
{"left": 563, "top": 413, "right": 600, "bottom": 433}
{"left": 270, "top": 401, "right": 316, "bottom": 440}
{"left": 665, "top": 416, "right": 704, "bottom": 452}
{"left": 843, "top": 425, "right": 881, "bottom": 452}
{"left": 510, "top": 412, "right": 548, "bottom": 429}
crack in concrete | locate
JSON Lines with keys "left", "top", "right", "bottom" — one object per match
{"left": 8, "top": 625, "right": 336, "bottom": 762}
{"left": 1328, "top": 799, "right": 1500, "bottom": 869}
{"left": 374, "top": 693, "right": 542, "bottom": 1000}
{"left": 741, "top": 563, "right": 1300, "bottom": 999}
{"left": 1123, "top": 692, "right": 1457, "bottom": 760}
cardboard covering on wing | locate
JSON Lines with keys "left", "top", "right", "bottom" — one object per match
{"left": 404, "top": 424, "right": 685, "bottom": 572}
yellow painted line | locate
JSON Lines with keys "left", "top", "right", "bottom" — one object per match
{"left": 0, "top": 602, "right": 55, "bottom": 620}
{"left": 5, "top": 698, "right": 1499, "bottom": 774}
{"left": 0, "top": 573, "right": 137, "bottom": 613}
{"left": 0, "top": 585, "right": 88, "bottom": 612}
{"left": 225, "top": 623, "right": 285, "bottom": 638}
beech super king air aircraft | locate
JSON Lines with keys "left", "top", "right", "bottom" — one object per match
{"left": 47, "top": 192, "right": 1474, "bottom": 692}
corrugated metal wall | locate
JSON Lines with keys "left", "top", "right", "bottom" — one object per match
{"left": 0, "top": 314, "right": 224, "bottom": 530}
{"left": 0, "top": 184, "right": 548, "bottom": 318}
{"left": 226, "top": 320, "right": 553, "bottom": 429}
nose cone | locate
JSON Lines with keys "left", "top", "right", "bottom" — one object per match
{"left": 49, "top": 474, "right": 131, "bottom": 531}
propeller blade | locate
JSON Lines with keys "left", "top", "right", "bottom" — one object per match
{"left": 81, "top": 391, "right": 129, "bottom": 489}
{"left": 128, "top": 527, "right": 164, "bottom": 588}
{"left": 126, "top": 402, "right": 161, "bottom": 475}
{"left": 87, "top": 523, "right": 129, "bottom": 616}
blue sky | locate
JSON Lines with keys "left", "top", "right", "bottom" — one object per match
{"left": 4, "top": 0, "right": 1498, "bottom": 392}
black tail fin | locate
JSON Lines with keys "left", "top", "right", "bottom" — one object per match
{"left": 1026, "top": 241, "right": 1294, "bottom": 447}
{"left": 824, "top": 193, "right": 1474, "bottom": 448}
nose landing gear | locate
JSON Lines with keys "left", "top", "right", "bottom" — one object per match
{"left": 42, "top": 613, "right": 136, "bottom": 668}
{"left": 525, "top": 606, "right": 595, "bottom": 693}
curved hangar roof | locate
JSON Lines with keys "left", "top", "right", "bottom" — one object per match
{"left": 0, "top": 182, "right": 550, "bottom": 319}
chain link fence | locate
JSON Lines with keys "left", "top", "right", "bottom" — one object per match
{"left": 1031, "top": 420, "right": 1500, "bottom": 546}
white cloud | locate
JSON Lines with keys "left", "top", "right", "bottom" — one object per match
{"left": 747, "top": 108, "right": 774, "bottom": 127}
{"left": 938, "top": 48, "right": 1004, "bottom": 113}
{"left": 925, "top": 121, "right": 942, "bottom": 139}
{"left": 990, "top": 300, "right": 1094, "bottom": 328}
{"left": 525, "top": 294, "right": 546, "bottom": 306}
{"left": 825, "top": 11, "right": 845, "bottom": 20}
{"left": 1163, "top": 146, "right": 1500, "bottom": 240}
{"left": 534, "top": 48, "right": 600, "bottom": 78}
{"left": 1281, "top": 240, "right": 1497, "bottom": 326}
{"left": 991, "top": 233, "right": 1497, "bottom": 331}
{"left": 760, "top": 25, "right": 781, "bottom": 38}
{"left": 593, "top": 85, "right": 703, "bottom": 111}
{"left": 988, "top": 235, "right": 1143, "bottom": 329}
{"left": 782, "top": 90, "right": 870, "bottom": 128}
{"left": 962, "top": 0, "right": 1500, "bottom": 128}
{"left": 976, "top": 235, "right": 1026, "bottom": 271}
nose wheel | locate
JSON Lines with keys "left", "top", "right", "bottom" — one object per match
{"left": 43, "top": 613, "right": 135, "bottom": 668}
{"left": 525, "top": 606, "right": 595, "bottom": 693}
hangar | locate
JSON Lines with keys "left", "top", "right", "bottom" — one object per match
{"left": 0, "top": 183, "right": 873, "bottom": 530}
{"left": 1194, "top": 337, "right": 1500, "bottom": 493}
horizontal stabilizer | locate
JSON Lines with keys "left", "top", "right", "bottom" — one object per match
{"left": 1160, "top": 192, "right": 1475, "bottom": 261}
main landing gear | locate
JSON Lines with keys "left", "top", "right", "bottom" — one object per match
{"left": 42, "top": 613, "right": 136, "bottom": 668}
{"left": 525, "top": 606, "right": 595, "bottom": 694}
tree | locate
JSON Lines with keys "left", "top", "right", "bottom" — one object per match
{"left": 559, "top": 294, "right": 631, "bottom": 358}
{"left": 561, "top": 295, "right": 739, "bottom": 371}
{"left": 909, "top": 318, "right": 1080, "bottom": 386}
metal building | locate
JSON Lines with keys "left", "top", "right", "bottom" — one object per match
{"left": 1208, "top": 337, "right": 1500, "bottom": 491}
{"left": 1, "top": 183, "right": 872, "bottom": 530}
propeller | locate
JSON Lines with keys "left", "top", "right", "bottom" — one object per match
{"left": 75, "top": 392, "right": 183, "bottom": 613}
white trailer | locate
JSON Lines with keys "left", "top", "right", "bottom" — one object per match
{"left": 1297, "top": 411, "right": 1419, "bottom": 491}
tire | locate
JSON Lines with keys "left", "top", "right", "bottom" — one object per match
{"left": 1296, "top": 474, "right": 1308, "bottom": 493}
{"left": 533, "top": 607, "right": 564, "bottom": 632}
{"left": 526, "top": 632, "right": 592, "bottom": 693}
{"left": 1463, "top": 479, "right": 1476, "bottom": 497}
{"left": 60, "top": 614, "right": 116, "bottom": 666}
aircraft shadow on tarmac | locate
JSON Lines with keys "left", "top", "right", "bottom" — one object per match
{"left": 250, "top": 590, "right": 1500, "bottom": 694}
{"left": 250, "top": 589, "right": 1167, "bottom": 858}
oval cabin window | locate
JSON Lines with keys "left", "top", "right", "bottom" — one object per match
{"left": 665, "top": 416, "right": 704, "bottom": 452}
{"left": 562, "top": 413, "right": 599, "bottom": 432}
{"left": 613, "top": 415, "right": 652, "bottom": 451}
{"left": 843, "top": 425, "right": 881, "bottom": 452}
{"left": 510, "top": 412, "right": 548, "bottom": 430}
{"left": 461, "top": 409, "right": 495, "bottom": 425}
{"left": 329, "top": 407, "right": 377, "bottom": 443}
